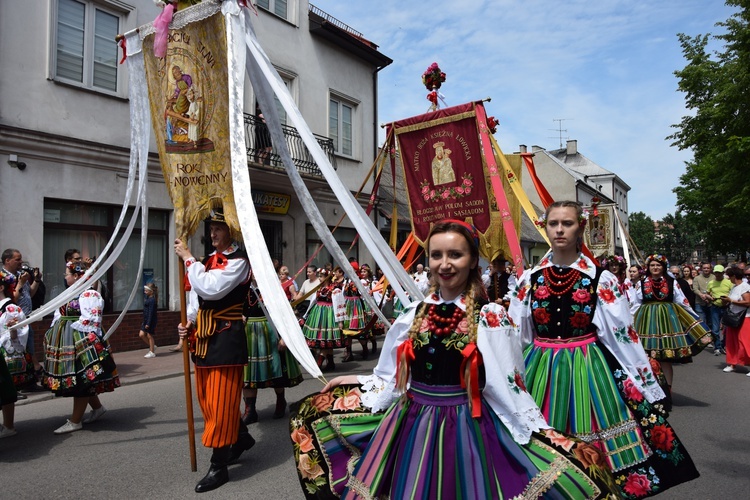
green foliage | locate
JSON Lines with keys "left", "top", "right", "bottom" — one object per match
{"left": 628, "top": 211, "right": 656, "bottom": 256}
{"left": 669, "top": 0, "right": 750, "bottom": 254}
{"left": 655, "top": 212, "right": 705, "bottom": 264}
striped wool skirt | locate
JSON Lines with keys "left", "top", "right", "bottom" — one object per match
{"left": 302, "top": 301, "right": 349, "bottom": 349}
{"left": 633, "top": 302, "right": 711, "bottom": 362}
{"left": 344, "top": 296, "right": 368, "bottom": 331}
{"left": 42, "top": 317, "right": 119, "bottom": 397}
{"left": 290, "top": 382, "right": 618, "bottom": 499}
{"left": 244, "top": 317, "right": 303, "bottom": 388}
{"left": 524, "top": 335, "right": 700, "bottom": 498}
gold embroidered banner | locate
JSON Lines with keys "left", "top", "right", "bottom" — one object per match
{"left": 142, "top": 10, "right": 239, "bottom": 239}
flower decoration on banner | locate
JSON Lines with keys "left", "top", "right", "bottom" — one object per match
{"left": 534, "top": 212, "right": 547, "bottom": 229}
{"left": 486, "top": 116, "right": 499, "bottom": 134}
{"left": 579, "top": 209, "right": 590, "bottom": 227}
{"left": 590, "top": 196, "right": 601, "bottom": 216}
{"left": 422, "top": 62, "right": 446, "bottom": 91}
{"left": 420, "top": 173, "right": 473, "bottom": 202}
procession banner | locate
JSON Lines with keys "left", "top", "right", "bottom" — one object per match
{"left": 142, "top": 6, "right": 239, "bottom": 239}
{"left": 583, "top": 202, "right": 616, "bottom": 256}
{"left": 391, "top": 103, "right": 492, "bottom": 244}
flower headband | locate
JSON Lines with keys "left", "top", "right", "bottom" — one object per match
{"left": 645, "top": 254, "right": 669, "bottom": 269}
{"left": 316, "top": 268, "right": 330, "bottom": 276}
{"left": 601, "top": 255, "right": 626, "bottom": 267}
{"left": 0, "top": 269, "right": 16, "bottom": 289}
{"left": 534, "top": 208, "right": 590, "bottom": 228}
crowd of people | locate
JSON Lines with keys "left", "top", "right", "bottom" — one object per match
{"left": 4, "top": 202, "right": 750, "bottom": 497}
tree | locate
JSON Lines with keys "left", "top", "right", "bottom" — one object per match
{"left": 669, "top": 0, "right": 750, "bottom": 255}
{"left": 654, "top": 212, "right": 705, "bottom": 264}
{"left": 628, "top": 211, "right": 656, "bottom": 258}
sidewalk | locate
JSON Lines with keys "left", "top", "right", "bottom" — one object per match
{"left": 17, "top": 344, "right": 188, "bottom": 406}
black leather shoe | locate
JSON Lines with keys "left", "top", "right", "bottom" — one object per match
{"left": 228, "top": 433, "right": 256, "bottom": 463}
{"left": 194, "top": 464, "right": 228, "bottom": 493}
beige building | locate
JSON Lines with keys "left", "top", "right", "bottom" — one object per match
{"left": 0, "top": 0, "right": 390, "bottom": 351}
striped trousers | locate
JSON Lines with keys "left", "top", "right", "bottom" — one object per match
{"left": 195, "top": 365, "right": 243, "bottom": 448}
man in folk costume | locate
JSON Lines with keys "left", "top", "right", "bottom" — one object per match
{"left": 175, "top": 210, "right": 255, "bottom": 493}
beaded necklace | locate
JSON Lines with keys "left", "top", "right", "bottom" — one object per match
{"left": 425, "top": 303, "right": 464, "bottom": 336}
{"left": 644, "top": 276, "right": 669, "bottom": 301}
{"left": 542, "top": 266, "right": 580, "bottom": 296}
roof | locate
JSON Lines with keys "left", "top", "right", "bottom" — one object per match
{"left": 546, "top": 147, "right": 631, "bottom": 191}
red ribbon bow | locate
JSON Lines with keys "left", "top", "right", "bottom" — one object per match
{"left": 395, "top": 338, "right": 416, "bottom": 388}
{"left": 460, "top": 343, "right": 482, "bottom": 418}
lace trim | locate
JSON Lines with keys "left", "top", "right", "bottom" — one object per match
{"left": 357, "top": 374, "right": 398, "bottom": 413}
{"left": 139, "top": 0, "right": 223, "bottom": 39}
{"left": 500, "top": 406, "right": 549, "bottom": 444}
{"left": 575, "top": 418, "right": 639, "bottom": 443}
{"left": 70, "top": 321, "right": 102, "bottom": 333}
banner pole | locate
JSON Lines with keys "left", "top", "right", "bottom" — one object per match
{"left": 178, "top": 259, "right": 197, "bottom": 472}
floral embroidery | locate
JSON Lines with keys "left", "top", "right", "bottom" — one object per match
{"left": 569, "top": 312, "right": 590, "bottom": 328}
{"left": 599, "top": 288, "right": 616, "bottom": 304}
{"left": 572, "top": 288, "right": 590, "bottom": 304}
{"left": 507, "top": 368, "right": 527, "bottom": 393}
{"left": 617, "top": 468, "right": 658, "bottom": 498}
{"left": 515, "top": 284, "right": 528, "bottom": 302}
{"left": 544, "top": 429, "right": 576, "bottom": 451}
{"left": 534, "top": 286, "right": 550, "bottom": 300}
{"left": 576, "top": 258, "right": 589, "bottom": 270}
{"left": 533, "top": 307, "right": 551, "bottom": 325}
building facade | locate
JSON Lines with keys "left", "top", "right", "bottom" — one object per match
{"left": 0, "top": 0, "right": 390, "bottom": 352}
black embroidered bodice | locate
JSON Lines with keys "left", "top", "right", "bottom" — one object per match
{"left": 641, "top": 276, "right": 675, "bottom": 303}
{"left": 529, "top": 267, "right": 603, "bottom": 340}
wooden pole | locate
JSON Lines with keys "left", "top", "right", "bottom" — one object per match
{"left": 178, "top": 259, "right": 198, "bottom": 472}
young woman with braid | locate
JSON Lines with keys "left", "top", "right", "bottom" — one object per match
{"left": 290, "top": 219, "right": 619, "bottom": 499}
{"left": 510, "top": 201, "right": 699, "bottom": 499}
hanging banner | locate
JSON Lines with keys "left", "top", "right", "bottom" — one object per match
{"left": 391, "top": 103, "right": 492, "bottom": 244}
{"left": 583, "top": 202, "right": 616, "bottom": 256}
{"left": 142, "top": 6, "right": 239, "bottom": 239}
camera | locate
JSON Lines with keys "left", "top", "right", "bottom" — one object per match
{"left": 20, "top": 264, "right": 34, "bottom": 275}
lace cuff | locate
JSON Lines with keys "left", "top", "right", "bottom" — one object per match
{"left": 357, "top": 373, "right": 399, "bottom": 413}
{"left": 70, "top": 321, "right": 102, "bottom": 334}
{"left": 500, "top": 406, "right": 551, "bottom": 445}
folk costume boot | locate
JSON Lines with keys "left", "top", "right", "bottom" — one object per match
{"left": 242, "top": 397, "right": 258, "bottom": 424}
{"left": 195, "top": 446, "right": 230, "bottom": 493}
{"left": 273, "top": 393, "right": 287, "bottom": 419}
{"left": 323, "top": 354, "right": 336, "bottom": 373}
{"left": 229, "top": 419, "right": 256, "bottom": 463}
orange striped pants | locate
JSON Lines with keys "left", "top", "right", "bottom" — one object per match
{"left": 195, "top": 365, "right": 243, "bottom": 448}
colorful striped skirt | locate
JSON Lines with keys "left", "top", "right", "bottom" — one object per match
{"left": 42, "top": 317, "right": 119, "bottom": 397}
{"left": 633, "top": 302, "right": 711, "bottom": 361}
{"left": 302, "top": 302, "right": 349, "bottom": 349}
{"left": 290, "top": 382, "right": 618, "bottom": 499}
{"left": 344, "top": 296, "right": 368, "bottom": 330}
{"left": 524, "top": 335, "right": 700, "bottom": 498}
{"left": 244, "top": 317, "right": 303, "bottom": 389}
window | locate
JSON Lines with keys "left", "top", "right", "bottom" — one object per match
{"left": 43, "top": 200, "right": 169, "bottom": 313}
{"left": 306, "top": 225, "right": 358, "bottom": 267}
{"left": 329, "top": 96, "right": 355, "bottom": 157}
{"left": 257, "top": 0, "right": 288, "bottom": 20}
{"left": 54, "top": 0, "right": 122, "bottom": 93}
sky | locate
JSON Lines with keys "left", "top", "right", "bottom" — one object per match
{"left": 311, "top": 0, "right": 737, "bottom": 219}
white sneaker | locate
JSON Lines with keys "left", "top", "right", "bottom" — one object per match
{"left": 144, "top": 351, "right": 156, "bottom": 358}
{"left": 83, "top": 405, "right": 107, "bottom": 424}
{"left": 723, "top": 365, "right": 735, "bottom": 373}
{"left": 0, "top": 425, "right": 17, "bottom": 439}
{"left": 54, "top": 419, "right": 82, "bottom": 435}
{"left": 714, "top": 349, "right": 721, "bottom": 356}
{"left": 747, "top": 372, "right": 750, "bottom": 377}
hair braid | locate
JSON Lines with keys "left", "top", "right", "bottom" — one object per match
{"left": 395, "top": 283, "right": 437, "bottom": 393}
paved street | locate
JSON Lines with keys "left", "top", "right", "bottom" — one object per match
{"left": 3, "top": 344, "right": 750, "bottom": 499}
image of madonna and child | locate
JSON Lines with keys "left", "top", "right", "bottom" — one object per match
{"left": 291, "top": 218, "right": 627, "bottom": 499}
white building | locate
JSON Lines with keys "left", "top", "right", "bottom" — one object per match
{"left": 519, "top": 140, "right": 631, "bottom": 258}
{"left": 0, "top": 0, "right": 390, "bottom": 351}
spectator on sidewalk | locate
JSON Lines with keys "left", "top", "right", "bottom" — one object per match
{"left": 139, "top": 283, "right": 158, "bottom": 358}
{"left": 707, "top": 264, "right": 732, "bottom": 355}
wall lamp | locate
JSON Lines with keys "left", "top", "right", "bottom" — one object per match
{"left": 8, "top": 154, "right": 26, "bottom": 171}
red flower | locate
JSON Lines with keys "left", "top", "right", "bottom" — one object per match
{"left": 533, "top": 307, "right": 551, "bottom": 324}
{"left": 628, "top": 326, "right": 639, "bottom": 342}
{"left": 534, "top": 286, "right": 550, "bottom": 300}
{"left": 516, "top": 286, "right": 527, "bottom": 301}
{"left": 576, "top": 259, "right": 588, "bottom": 270}
{"left": 650, "top": 424, "right": 675, "bottom": 452}
{"left": 624, "top": 472, "right": 652, "bottom": 497}
{"left": 622, "top": 378, "right": 644, "bottom": 402}
{"left": 599, "top": 288, "right": 616, "bottom": 304}
{"left": 484, "top": 311, "right": 500, "bottom": 328}
{"left": 310, "top": 392, "right": 335, "bottom": 412}
{"left": 569, "top": 312, "right": 590, "bottom": 328}
{"left": 514, "top": 372, "right": 526, "bottom": 392}
{"left": 572, "top": 288, "right": 590, "bottom": 304}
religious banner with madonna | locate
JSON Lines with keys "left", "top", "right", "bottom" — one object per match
{"left": 390, "top": 102, "right": 493, "bottom": 245}
{"left": 583, "top": 202, "right": 616, "bottom": 256}
{"left": 141, "top": 4, "right": 240, "bottom": 239}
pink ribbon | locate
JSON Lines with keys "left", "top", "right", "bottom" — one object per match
{"left": 153, "top": 3, "right": 175, "bottom": 58}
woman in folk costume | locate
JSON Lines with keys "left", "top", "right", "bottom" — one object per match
{"left": 341, "top": 265, "right": 379, "bottom": 362}
{"left": 41, "top": 261, "right": 118, "bottom": 434}
{"left": 0, "top": 270, "right": 21, "bottom": 438}
{"left": 631, "top": 254, "right": 711, "bottom": 391}
{"left": 0, "top": 271, "right": 35, "bottom": 390}
{"left": 290, "top": 219, "right": 620, "bottom": 499}
{"left": 302, "top": 267, "right": 348, "bottom": 372}
{"left": 510, "top": 201, "right": 699, "bottom": 499}
{"left": 241, "top": 279, "right": 303, "bottom": 424}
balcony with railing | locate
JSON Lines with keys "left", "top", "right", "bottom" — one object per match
{"left": 244, "top": 113, "right": 336, "bottom": 177}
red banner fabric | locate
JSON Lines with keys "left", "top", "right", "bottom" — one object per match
{"left": 393, "top": 103, "right": 491, "bottom": 243}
